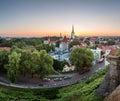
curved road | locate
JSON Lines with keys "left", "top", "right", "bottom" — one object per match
{"left": 0, "top": 62, "right": 105, "bottom": 89}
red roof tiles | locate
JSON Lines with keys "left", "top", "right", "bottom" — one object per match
{"left": 0, "top": 47, "right": 11, "bottom": 51}
{"left": 109, "top": 50, "right": 117, "bottom": 55}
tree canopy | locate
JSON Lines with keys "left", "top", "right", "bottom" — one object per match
{"left": 115, "top": 49, "right": 120, "bottom": 56}
{"left": 0, "top": 50, "right": 9, "bottom": 72}
{"left": 106, "top": 40, "right": 115, "bottom": 45}
{"left": 4, "top": 47, "right": 54, "bottom": 82}
{"left": 5, "top": 51, "right": 21, "bottom": 83}
{"left": 68, "top": 40, "right": 81, "bottom": 49}
{"left": 70, "top": 48, "right": 94, "bottom": 73}
{"left": 35, "top": 44, "right": 55, "bottom": 53}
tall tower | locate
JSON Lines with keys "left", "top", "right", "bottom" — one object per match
{"left": 71, "top": 25, "right": 75, "bottom": 39}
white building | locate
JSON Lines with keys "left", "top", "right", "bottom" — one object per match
{"left": 59, "top": 36, "right": 68, "bottom": 51}
{"left": 43, "top": 36, "right": 50, "bottom": 44}
{"left": 91, "top": 48, "right": 102, "bottom": 59}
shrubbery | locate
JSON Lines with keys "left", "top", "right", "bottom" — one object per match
{"left": 55, "top": 66, "right": 107, "bottom": 101}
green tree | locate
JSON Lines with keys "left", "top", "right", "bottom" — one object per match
{"left": 60, "top": 60, "right": 69, "bottom": 70}
{"left": 53, "top": 59, "right": 62, "bottom": 70}
{"left": 29, "top": 51, "right": 40, "bottom": 78}
{"left": 106, "top": 40, "right": 115, "bottom": 45}
{"left": 6, "top": 52, "right": 21, "bottom": 83}
{"left": 0, "top": 50, "right": 9, "bottom": 72}
{"left": 36, "top": 44, "right": 53, "bottom": 53}
{"left": 68, "top": 40, "right": 81, "bottom": 49}
{"left": 55, "top": 40, "right": 60, "bottom": 47}
{"left": 70, "top": 48, "right": 94, "bottom": 73}
{"left": 84, "top": 40, "right": 90, "bottom": 45}
{"left": 115, "top": 49, "right": 120, "bottom": 56}
{"left": 50, "top": 45, "right": 55, "bottom": 51}
{"left": 19, "top": 50, "right": 31, "bottom": 77}
{"left": 38, "top": 50, "right": 53, "bottom": 78}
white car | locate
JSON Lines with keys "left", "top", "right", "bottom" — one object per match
{"left": 99, "top": 58, "right": 104, "bottom": 63}
{"left": 43, "top": 78, "right": 50, "bottom": 82}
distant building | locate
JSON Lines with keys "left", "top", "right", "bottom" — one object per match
{"left": 59, "top": 36, "right": 68, "bottom": 50}
{"left": 0, "top": 47, "right": 11, "bottom": 51}
{"left": 43, "top": 36, "right": 50, "bottom": 44}
{"left": 5, "top": 37, "right": 11, "bottom": 41}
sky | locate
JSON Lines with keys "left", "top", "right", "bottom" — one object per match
{"left": 0, "top": 0, "right": 120, "bottom": 37}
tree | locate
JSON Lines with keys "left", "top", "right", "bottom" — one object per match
{"left": 106, "top": 40, "right": 115, "bottom": 45}
{"left": 50, "top": 45, "right": 55, "bottom": 51}
{"left": 29, "top": 51, "right": 40, "bottom": 78}
{"left": 84, "top": 40, "right": 90, "bottom": 45}
{"left": 0, "top": 50, "right": 9, "bottom": 72}
{"left": 70, "top": 48, "right": 94, "bottom": 73}
{"left": 36, "top": 44, "right": 54, "bottom": 53}
{"left": 53, "top": 59, "right": 69, "bottom": 71}
{"left": 60, "top": 60, "right": 69, "bottom": 70}
{"left": 53, "top": 59, "right": 62, "bottom": 70}
{"left": 115, "top": 49, "right": 120, "bottom": 56}
{"left": 19, "top": 50, "right": 32, "bottom": 77}
{"left": 68, "top": 40, "right": 81, "bottom": 49}
{"left": 38, "top": 50, "right": 53, "bottom": 78}
{"left": 5, "top": 52, "right": 21, "bottom": 83}
{"left": 55, "top": 40, "right": 60, "bottom": 47}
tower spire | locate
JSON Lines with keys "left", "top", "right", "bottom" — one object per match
{"left": 71, "top": 25, "right": 75, "bottom": 39}
{"left": 72, "top": 25, "right": 74, "bottom": 33}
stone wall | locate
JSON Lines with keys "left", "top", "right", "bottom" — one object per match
{"left": 97, "top": 55, "right": 120, "bottom": 96}
{"left": 104, "top": 85, "right": 120, "bottom": 101}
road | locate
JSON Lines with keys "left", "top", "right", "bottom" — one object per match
{"left": 0, "top": 61, "right": 105, "bottom": 89}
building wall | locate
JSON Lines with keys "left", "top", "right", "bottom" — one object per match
{"left": 59, "top": 42, "right": 68, "bottom": 50}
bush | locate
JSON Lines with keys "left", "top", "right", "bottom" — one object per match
{"left": 56, "top": 66, "right": 108, "bottom": 101}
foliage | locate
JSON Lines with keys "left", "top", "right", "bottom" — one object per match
{"left": 55, "top": 40, "right": 60, "bottom": 47}
{"left": 38, "top": 50, "right": 53, "bottom": 78}
{"left": 115, "top": 49, "right": 120, "bottom": 56}
{"left": 60, "top": 60, "right": 69, "bottom": 70}
{"left": 19, "top": 50, "right": 32, "bottom": 76}
{"left": 53, "top": 59, "right": 62, "bottom": 70}
{"left": 0, "top": 38, "right": 43, "bottom": 47}
{"left": 5, "top": 52, "right": 21, "bottom": 83}
{"left": 0, "top": 87, "right": 51, "bottom": 101}
{"left": 5, "top": 47, "right": 54, "bottom": 82}
{"left": 68, "top": 40, "right": 81, "bottom": 49}
{"left": 84, "top": 39, "right": 90, "bottom": 45}
{"left": 106, "top": 40, "right": 115, "bottom": 45}
{"left": 56, "top": 66, "right": 107, "bottom": 101}
{"left": 0, "top": 66, "right": 107, "bottom": 101}
{"left": 36, "top": 44, "right": 55, "bottom": 53}
{"left": 53, "top": 59, "right": 69, "bottom": 71}
{"left": 0, "top": 50, "right": 9, "bottom": 72}
{"left": 70, "top": 48, "right": 94, "bottom": 72}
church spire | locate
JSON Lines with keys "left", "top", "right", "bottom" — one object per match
{"left": 72, "top": 25, "right": 74, "bottom": 33}
{"left": 71, "top": 25, "right": 75, "bottom": 39}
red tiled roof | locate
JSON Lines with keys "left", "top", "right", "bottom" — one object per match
{"left": 97, "top": 45, "right": 118, "bottom": 52}
{"left": 109, "top": 50, "right": 117, "bottom": 55}
{"left": 71, "top": 45, "right": 86, "bottom": 50}
{"left": 0, "top": 47, "right": 11, "bottom": 51}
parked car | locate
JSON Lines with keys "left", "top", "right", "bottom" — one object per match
{"left": 54, "top": 78, "right": 62, "bottom": 81}
{"left": 39, "top": 83, "right": 44, "bottom": 86}
{"left": 63, "top": 76, "right": 72, "bottom": 80}
{"left": 99, "top": 58, "right": 104, "bottom": 63}
{"left": 43, "top": 78, "right": 50, "bottom": 82}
